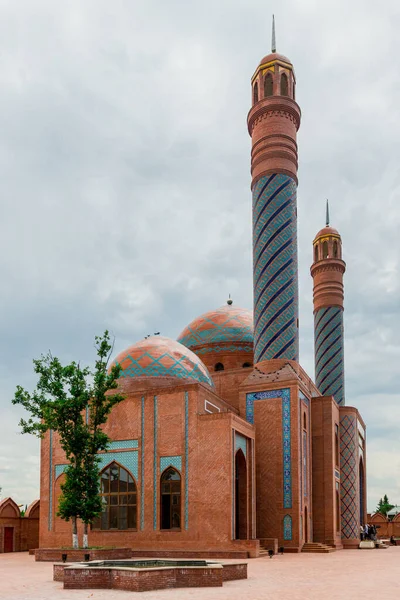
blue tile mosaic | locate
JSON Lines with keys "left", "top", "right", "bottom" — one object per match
{"left": 184, "top": 391, "right": 189, "bottom": 530}
{"left": 55, "top": 464, "right": 67, "bottom": 479}
{"left": 235, "top": 432, "right": 247, "bottom": 458}
{"left": 108, "top": 439, "right": 138, "bottom": 450}
{"left": 48, "top": 429, "right": 53, "bottom": 531}
{"left": 315, "top": 307, "right": 345, "bottom": 405}
{"left": 246, "top": 389, "right": 292, "bottom": 508}
{"left": 153, "top": 396, "right": 158, "bottom": 530}
{"left": 160, "top": 456, "right": 182, "bottom": 472}
{"left": 283, "top": 514, "right": 292, "bottom": 541}
{"left": 141, "top": 396, "right": 145, "bottom": 530}
{"left": 252, "top": 174, "right": 298, "bottom": 362}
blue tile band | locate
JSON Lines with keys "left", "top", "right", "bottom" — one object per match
{"left": 141, "top": 396, "right": 145, "bottom": 530}
{"left": 48, "top": 429, "right": 53, "bottom": 531}
{"left": 246, "top": 389, "right": 291, "bottom": 508}
{"left": 184, "top": 391, "right": 189, "bottom": 530}
{"left": 253, "top": 174, "right": 298, "bottom": 362}
{"left": 153, "top": 396, "right": 158, "bottom": 530}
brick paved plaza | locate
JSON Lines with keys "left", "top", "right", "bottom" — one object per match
{"left": 1, "top": 548, "right": 400, "bottom": 599}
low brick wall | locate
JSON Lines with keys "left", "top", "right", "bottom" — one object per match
{"left": 221, "top": 563, "right": 247, "bottom": 581}
{"left": 55, "top": 561, "right": 246, "bottom": 591}
{"left": 130, "top": 549, "right": 248, "bottom": 559}
{"left": 36, "top": 547, "right": 131, "bottom": 562}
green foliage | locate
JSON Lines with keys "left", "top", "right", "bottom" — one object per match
{"left": 376, "top": 494, "right": 394, "bottom": 516}
{"left": 12, "top": 331, "right": 125, "bottom": 535}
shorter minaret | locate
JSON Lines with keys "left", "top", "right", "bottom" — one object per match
{"left": 310, "top": 203, "right": 346, "bottom": 405}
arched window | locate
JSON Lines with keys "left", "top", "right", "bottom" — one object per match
{"left": 333, "top": 241, "right": 338, "bottom": 258}
{"left": 161, "top": 468, "right": 181, "bottom": 530}
{"left": 253, "top": 82, "right": 259, "bottom": 104}
{"left": 242, "top": 362, "right": 252, "bottom": 368}
{"left": 280, "top": 73, "right": 288, "bottom": 96}
{"left": 215, "top": 362, "right": 224, "bottom": 372}
{"left": 314, "top": 245, "right": 319, "bottom": 262}
{"left": 264, "top": 73, "right": 273, "bottom": 97}
{"left": 92, "top": 462, "right": 137, "bottom": 530}
{"left": 322, "top": 241, "right": 328, "bottom": 259}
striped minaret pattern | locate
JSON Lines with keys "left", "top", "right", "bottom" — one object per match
{"left": 247, "top": 48, "right": 301, "bottom": 364}
{"left": 311, "top": 220, "right": 346, "bottom": 405}
{"left": 252, "top": 174, "right": 298, "bottom": 362}
{"left": 314, "top": 306, "right": 345, "bottom": 404}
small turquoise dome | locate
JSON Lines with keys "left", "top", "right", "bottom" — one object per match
{"left": 177, "top": 304, "right": 253, "bottom": 353}
{"left": 112, "top": 335, "right": 214, "bottom": 390}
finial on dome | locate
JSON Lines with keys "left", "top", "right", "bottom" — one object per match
{"left": 227, "top": 294, "right": 233, "bottom": 306}
{"left": 326, "top": 199, "right": 330, "bottom": 227}
{"left": 271, "top": 14, "right": 276, "bottom": 53}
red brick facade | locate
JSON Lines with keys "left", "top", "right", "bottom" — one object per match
{"left": 36, "top": 40, "right": 368, "bottom": 558}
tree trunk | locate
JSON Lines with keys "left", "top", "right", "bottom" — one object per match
{"left": 72, "top": 516, "right": 79, "bottom": 549}
{"left": 83, "top": 522, "right": 88, "bottom": 549}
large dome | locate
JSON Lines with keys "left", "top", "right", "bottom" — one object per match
{"left": 112, "top": 336, "right": 214, "bottom": 390}
{"left": 177, "top": 304, "right": 253, "bottom": 354}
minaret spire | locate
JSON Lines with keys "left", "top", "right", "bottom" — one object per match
{"left": 326, "top": 199, "right": 330, "bottom": 226}
{"left": 271, "top": 15, "right": 276, "bottom": 53}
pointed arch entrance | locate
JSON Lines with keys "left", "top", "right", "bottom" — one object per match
{"left": 235, "top": 449, "right": 247, "bottom": 539}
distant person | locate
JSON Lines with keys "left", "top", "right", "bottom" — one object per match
{"left": 360, "top": 525, "right": 364, "bottom": 541}
{"left": 390, "top": 535, "right": 396, "bottom": 546}
{"left": 364, "top": 524, "right": 369, "bottom": 540}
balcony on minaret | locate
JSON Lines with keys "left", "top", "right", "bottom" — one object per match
{"left": 252, "top": 53, "right": 296, "bottom": 105}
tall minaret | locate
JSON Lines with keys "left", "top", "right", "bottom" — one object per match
{"left": 247, "top": 19, "right": 301, "bottom": 364}
{"left": 310, "top": 202, "right": 346, "bottom": 405}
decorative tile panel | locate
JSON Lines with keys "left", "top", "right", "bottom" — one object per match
{"left": 55, "top": 464, "right": 67, "bottom": 479}
{"left": 314, "top": 306, "right": 345, "bottom": 405}
{"left": 153, "top": 396, "right": 158, "bottom": 530}
{"left": 283, "top": 514, "right": 292, "bottom": 540}
{"left": 252, "top": 174, "right": 299, "bottom": 362}
{"left": 177, "top": 305, "right": 253, "bottom": 350}
{"left": 235, "top": 432, "right": 247, "bottom": 458}
{"left": 184, "top": 391, "right": 189, "bottom": 530}
{"left": 140, "top": 396, "right": 145, "bottom": 530}
{"left": 107, "top": 439, "right": 138, "bottom": 450}
{"left": 48, "top": 429, "right": 53, "bottom": 531}
{"left": 340, "top": 415, "right": 358, "bottom": 539}
{"left": 246, "top": 389, "right": 291, "bottom": 508}
{"left": 160, "top": 456, "right": 182, "bottom": 472}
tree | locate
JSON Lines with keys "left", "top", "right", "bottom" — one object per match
{"left": 376, "top": 494, "right": 394, "bottom": 516}
{"left": 12, "top": 331, "right": 124, "bottom": 548}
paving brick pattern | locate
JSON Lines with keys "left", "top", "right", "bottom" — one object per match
{"left": 2, "top": 549, "right": 400, "bottom": 599}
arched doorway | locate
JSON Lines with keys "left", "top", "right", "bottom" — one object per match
{"left": 359, "top": 459, "right": 365, "bottom": 524}
{"left": 235, "top": 450, "right": 247, "bottom": 539}
{"left": 160, "top": 467, "right": 181, "bottom": 530}
{"left": 304, "top": 506, "right": 308, "bottom": 542}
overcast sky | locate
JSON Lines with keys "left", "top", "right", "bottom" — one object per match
{"left": 0, "top": 0, "right": 399, "bottom": 513}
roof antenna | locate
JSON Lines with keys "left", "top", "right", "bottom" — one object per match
{"left": 272, "top": 14, "right": 277, "bottom": 53}
{"left": 227, "top": 294, "right": 233, "bottom": 306}
{"left": 326, "top": 199, "right": 330, "bottom": 227}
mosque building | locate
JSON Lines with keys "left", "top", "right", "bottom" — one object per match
{"left": 38, "top": 25, "right": 367, "bottom": 556}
